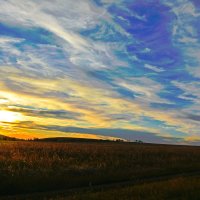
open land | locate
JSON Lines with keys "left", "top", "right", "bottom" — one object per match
{"left": 1, "top": 140, "right": 200, "bottom": 199}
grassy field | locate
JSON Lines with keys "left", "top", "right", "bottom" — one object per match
{"left": 1, "top": 141, "right": 200, "bottom": 199}
{"left": 58, "top": 176, "right": 200, "bottom": 200}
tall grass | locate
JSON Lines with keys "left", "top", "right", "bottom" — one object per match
{"left": 64, "top": 176, "right": 200, "bottom": 200}
{"left": 0, "top": 141, "right": 200, "bottom": 195}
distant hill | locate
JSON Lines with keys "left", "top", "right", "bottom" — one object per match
{"left": 0, "top": 134, "right": 20, "bottom": 141}
{"left": 0, "top": 135, "right": 125, "bottom": 143}
{"left": 33, "top": 137, "right": 124, "bottom": 143}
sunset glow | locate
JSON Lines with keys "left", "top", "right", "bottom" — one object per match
{"left": 0, "top": 0, "right": 199, "bottom": 144}
{"left": 0, "top": 110, "right": 22, "bottom": 123}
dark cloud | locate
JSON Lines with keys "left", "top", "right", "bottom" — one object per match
{"left": 1, "top": 121, "right": 39, "bottom": 129}
{"left": 106, "top": 113, "right": 134, "bottom": 120}
{"left": 3, "top": 79, "right": 71, "bottom": 100}
{"left": 186, "top": 114, "right": 200, "bottom": 122}
{"left": 36, "top": 125, "right": 184, "bottom": 144}
{"left": 7, "top": 107, "right": 81, "bottom": 120}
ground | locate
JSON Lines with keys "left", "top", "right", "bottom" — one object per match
{"left": 1, "top": 141, "right": 200, "bottom": 199}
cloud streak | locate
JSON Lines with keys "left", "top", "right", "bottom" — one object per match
{"left": 0, "top": 0, "right": 199, "bottom": 144}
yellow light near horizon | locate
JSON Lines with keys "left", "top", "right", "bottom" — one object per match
{"left": 0, "top": 110, "right": 22, "bottom": 122}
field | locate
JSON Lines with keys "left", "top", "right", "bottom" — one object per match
{"left": 1, "top": 141, "right": 200, "bottom": 199}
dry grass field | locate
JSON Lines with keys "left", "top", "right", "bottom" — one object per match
{"left": 59, "top": 176, "right": 200, "bottom": 200}
{"left": 1, "top": 140, "right": 200, "bottom": 199}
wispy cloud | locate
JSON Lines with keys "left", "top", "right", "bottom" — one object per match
{"left": 0, "top": 0, "right": 199, "bottom": 144}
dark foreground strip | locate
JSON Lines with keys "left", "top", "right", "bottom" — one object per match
{"left": 2, "top": 170, "right": 200, "bottom": 200}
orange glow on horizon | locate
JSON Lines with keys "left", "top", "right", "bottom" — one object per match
{"left": 2, "top": 128, "right": 122, "bottom": 141}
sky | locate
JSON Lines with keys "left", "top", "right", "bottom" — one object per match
{"left": 0, "top": 0, "right": 200, "bottom": 144}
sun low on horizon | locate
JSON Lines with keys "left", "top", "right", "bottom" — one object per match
{"left": 0, "top": 110, "right": 23, "bottom": 123}
{"left": 0, "top": 0, "right": 200, "bottom": 144}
